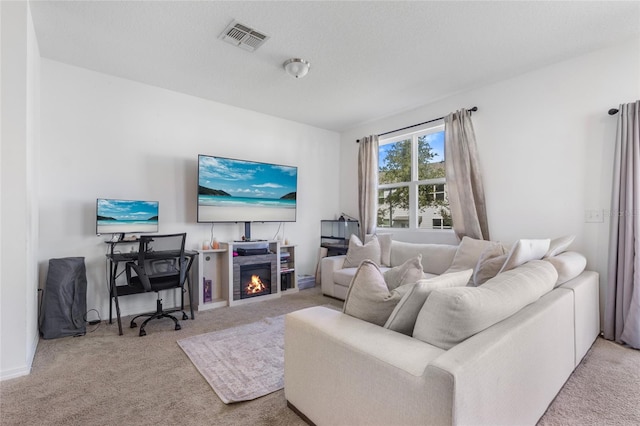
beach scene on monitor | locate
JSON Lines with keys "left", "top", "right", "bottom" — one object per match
{"left": 97, "top": 199, "right": 159, "bottom": 233}
{"left": 198, "top": 156, "right": 297, "bottom": 222}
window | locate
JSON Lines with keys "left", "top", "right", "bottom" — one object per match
{"left": 377, "top": 125, "right": 451, "bottom": 230}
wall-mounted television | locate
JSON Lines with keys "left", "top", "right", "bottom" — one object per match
{"left": 197, "top": 154, "right": 297, "bottom": 224}
{"left": 96, "top": 198, "right": 159, "bottom": 236}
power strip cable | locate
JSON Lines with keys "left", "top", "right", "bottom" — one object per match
{"left": 84, "top": 309, "right": 102, "bottom": 333}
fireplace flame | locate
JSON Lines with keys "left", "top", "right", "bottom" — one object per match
{"left": 246, "top": 274, "right": 267, "bottom": 294}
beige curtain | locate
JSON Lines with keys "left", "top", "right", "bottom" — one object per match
{"left": 604, "top": 100, "right": 640, "bottom": 349}
{"left": 358, "top": 135, "right": 379, "bottom": 240}
{"left": 444, "top": 109, "right": 490, "bottom": 241}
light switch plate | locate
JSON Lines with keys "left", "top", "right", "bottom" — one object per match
{"left": 585, "top": 209, "right": 604, "bottom": 223}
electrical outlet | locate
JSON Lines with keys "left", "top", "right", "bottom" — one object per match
{"left": 585, "top": 209, "right": 604, "bottom": 223}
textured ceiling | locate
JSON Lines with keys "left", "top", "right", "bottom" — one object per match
{"left": 29, "top": 1, "right": 640, "bottom": 132}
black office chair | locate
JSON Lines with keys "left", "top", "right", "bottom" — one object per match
{"left": 125, "top": 233, "right": 189, "bottom": 336}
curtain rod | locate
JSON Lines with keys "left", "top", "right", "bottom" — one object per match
{"left": 356, "top": 106, "right": 478, "bottom": 143}
{"left": 608, "top": 108, "right": 619, "bottom": 115}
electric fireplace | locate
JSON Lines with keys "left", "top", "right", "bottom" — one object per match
{"left": 232, "top": 253, "right": 278, "bottom": 301}
{"left": 239, "top": 263, "right": 271, "bottom": 299}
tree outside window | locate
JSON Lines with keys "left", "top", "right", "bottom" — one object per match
{"left": 377, "top": 126, "right": 451, "bottom": 230}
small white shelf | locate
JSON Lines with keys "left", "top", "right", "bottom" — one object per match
{"left": 197, "top": 248, "right": 228, "bottom": 312}
{"left": 279, "top": 244, "right": 297, "bottom": 293}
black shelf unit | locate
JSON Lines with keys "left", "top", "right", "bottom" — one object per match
{"left": 320, "top": 219, "right": 360, "bottom": 256}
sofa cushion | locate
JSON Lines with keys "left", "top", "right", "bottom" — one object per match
{"left": 343, "top": 234, "right": 381, "bottom": 268}
{"left": 366, "top": 233, "right": 393, "bottom": 267}
{"left": 499, "top": 239, "right": 551, "bottom": 273}
{"left": 413, "top": 260, "right": 558, "bottom": 349}
{"left": 444, "top": 236, "right": 501, "bottom": 276}
{"left": 333, "top": 268, "right": 358, "bottom": 287}
{"left": 343, "top": 260, "right": 412, "bottom": 326}
{"left": 390, "top": 241, "right": 458, "bottom": 275}
{"left": 383, "top": 255, "right": 423, "bottom": 290}
{"left": 473, "top": 253, "right": 508, "bottom": 286}
{"left": 544, "top": 251, "right": 587, "bottom": 287}
{"left": 544, "top": 235, "right": 576, "bottom": 258}
{"left": 384, "top": 269, "right": 473, "bottom": 336}
{"left": 334, "top": 265, "right": 391, "bottom": 287}
{"left": 472, "top": 244, "right": 508, "bottom": 286}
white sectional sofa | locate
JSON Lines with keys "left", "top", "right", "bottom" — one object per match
{"left": 286, "top": 236, "right": 599, "bottom": 425}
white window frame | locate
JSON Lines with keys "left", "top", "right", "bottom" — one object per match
{"left": 378, "top": 123, "right": 451, "bottom": 232}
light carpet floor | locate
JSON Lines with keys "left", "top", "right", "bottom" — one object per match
{"left": 1, "top": 286, "right": 639, "bottom": 425}
{"left": 538, "top": 337, "right": 640, "bottom": 425}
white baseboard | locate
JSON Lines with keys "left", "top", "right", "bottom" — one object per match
{"left": 0, "top": 334, "right": 38, "bottom": 382}
{"left": 0, "top": 365, "right": 31, "bottom": 381}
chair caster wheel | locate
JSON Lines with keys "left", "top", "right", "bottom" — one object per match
{"left": 175, "top": 324, "right": 182, "bottom": 331}
{"left": 182, "top": 313, "right": 188, "bottom": 320}
{"left": 130, "top": 321, "right": 137, "bottom": 328}
{"left": 139, "top": 329, "right": 147, "bottom": 336}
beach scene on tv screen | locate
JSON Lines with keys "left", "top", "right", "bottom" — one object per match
{"left": 198, "top": 156, "right": 297, "bottom": 222}
{"left": 97, "top": 199, "right": 159, "bottom": 233}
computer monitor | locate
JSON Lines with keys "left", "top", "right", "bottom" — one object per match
{"left": 96, "top": 198, "right": 159, "bottom": 239}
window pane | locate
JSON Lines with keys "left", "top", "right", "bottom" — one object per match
{"left": 418, "top": 131, "right": 445, "bottom": 181}
{"left": 379, "top": 139, "right": 411, "bottom": 184}
{"left": 431, "top": 218, "right": 453, "bottom": 229}
{"left": 417, "top": 183, "right": 451, "bottom": 229}
{"left": 377, "top": 187, "right": 409, "bottom": 228}
{"left": 378, "top": 128, "right": 452, "bottom": 232}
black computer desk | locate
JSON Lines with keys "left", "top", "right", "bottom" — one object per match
{"left": 105, "top": 242, "right": 197, "bottom": 335}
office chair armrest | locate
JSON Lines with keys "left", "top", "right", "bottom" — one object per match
{"left": 126, "top": 261, "right": 152, "bottom": 292}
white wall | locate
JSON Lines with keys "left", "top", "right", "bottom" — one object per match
{"left": 0, "top": 1, "right": 41, "bottom": 380}
{"left": 39, "top": 60, "right": 340, "bottom": 322}
{"left": 340, "top": 37, "right": 640, "bottom": 309}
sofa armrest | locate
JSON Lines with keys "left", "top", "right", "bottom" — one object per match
{"left": 320, "top": 255, "right": 346, "bottom": 297}
{"left": 321, "top": 254, "right": 346, "bottom": 270}
{"left": 424, "top": 288, "right": 576, "bottom": 425}
{"left": 558, "top": 270, "right": 600, "bottom": 365}
{"left": 285, "top": 307, "right": 445, "bottom": 425}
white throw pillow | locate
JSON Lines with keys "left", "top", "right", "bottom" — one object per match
{"left": 383, "top": 255, "right": 423, "bottom": 290}
{"left": 366, "top": 233, "right": 393, "bottom": 266}
{"left": 343, "top": 234, "right": 381, "bottom": 268}
{"left": 499, "top": 238, "right": 551, "bottom": 273}
{"left": 544, "top": 235, "right": 576, "bottom": 258}
{"left": 444, "top": 236, "right": 500, "bottom": 275}
{"left": 413, "top": 260, "right": 558, "bottom": 350}
{"left": 544, "top": 251, "right": 587, "bottom": 286}
{"left": 384, "top": 269, "right": 473, "bottom": 336}
{"left": 343, "top": 260, "right": 412, "bottom": 326}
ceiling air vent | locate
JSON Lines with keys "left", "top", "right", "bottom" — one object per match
{"left": 220, "top": 21, "right": 270, "bottom": 52}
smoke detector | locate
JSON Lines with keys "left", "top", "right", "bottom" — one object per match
{"left": 220, "top": 20, "right": 270, "bottom": 52}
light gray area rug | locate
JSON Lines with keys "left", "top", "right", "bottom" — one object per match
{"left": 178, "top": 315, "right": 285, "bottom": 404}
